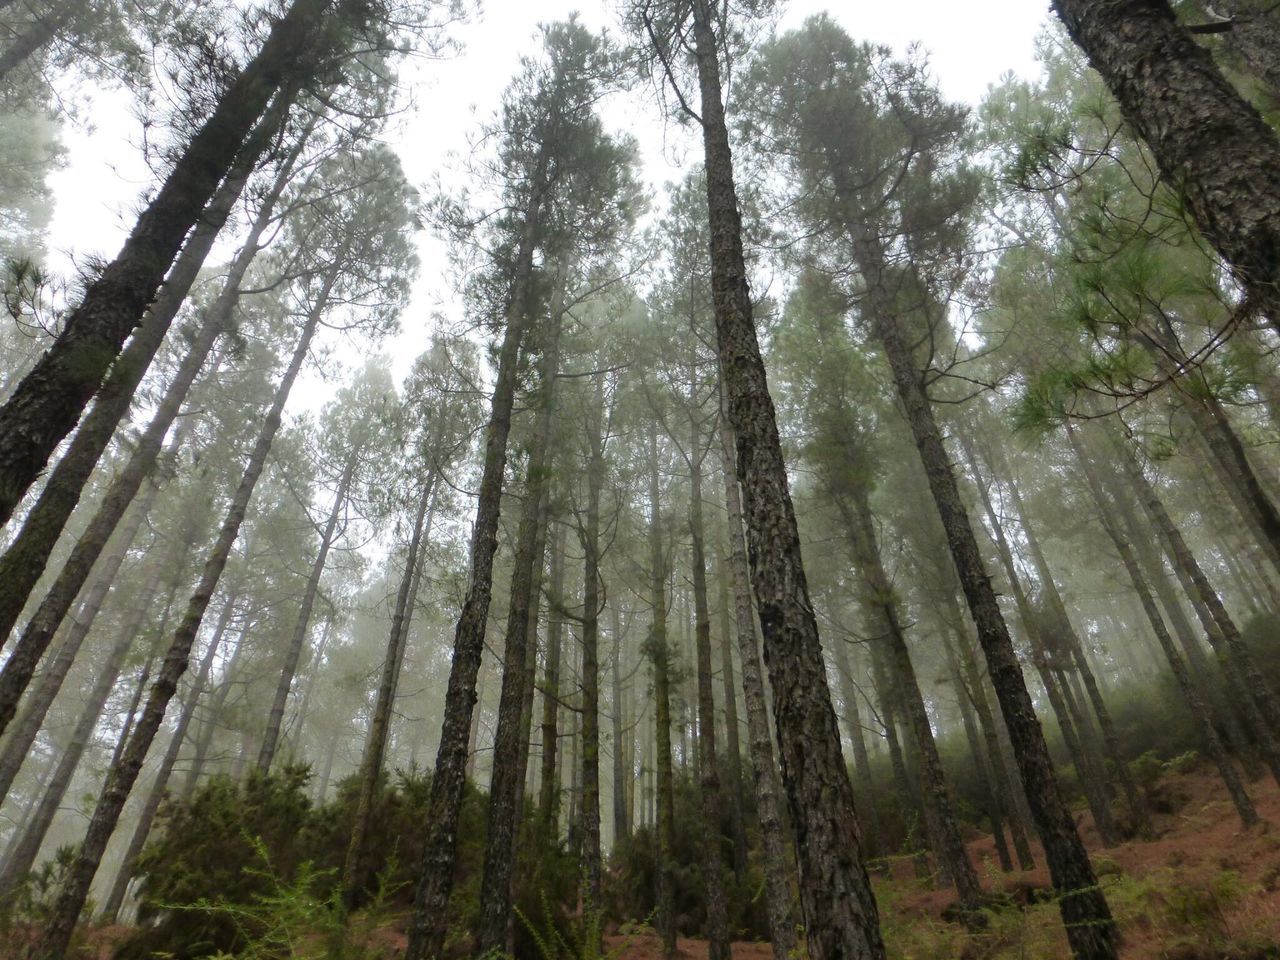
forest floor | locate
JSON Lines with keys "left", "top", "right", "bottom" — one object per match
{"left": 607, "top": 765, "right": 1280, "bottom": 959}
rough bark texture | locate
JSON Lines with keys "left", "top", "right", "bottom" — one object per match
{"left": 258, "top": 445, "right": 358, "bottom": 772}
{"left": 539, "top": 528, "right": 567, "bottom": 829}
{"left": 611, "top": 602, "right": 631, "bottom": 845}
{"left": 716, "top": 394, "right": 796, "bottom": 960}
{"left": 686, "top": 5, "right": 886, "bottom": 957}
{"left": 714, "top": 541, "right": 748, "bottom": 878}
{"left": 0, "top": 134, "right": 302, "bottom": 737}
{"left": 33, "top": 280, "right": 321, "bottom": 960}
{"left": 0, "top": 0, "right": 341, "bottom": 526}
{"left": 1068, "top": 424, "right": 1258, "bottom": 827}
{"left": 477, "top": 301, "right": 563, "bottom": 952}
{"left": 405, "top": 186, "right": 541, "bottom": 960}
{"left": 868, "top": 294, "right": 1115, "bottom": 955}
{"left": 0, "top": 148, "right": 258, "bottom": 647}
{"left": 342, "top": 478, "right": 434, "bottom": 909}
{"left": 1050, "top": 0, "right": 1280, "bottom": 333}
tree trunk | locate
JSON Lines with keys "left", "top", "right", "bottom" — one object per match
{"left": 688, "top": 381, "right": 731, "bottom": 960}
{"left": 405, "top": 178, "right": 543, "bottom": 960}
{"left": 714, "top": 540, "right": 747, "bottom": 878}
{"left": 1067, "top": 424, "right": 1259, "bottom": 827}
{"left": 1050, "top": 0, "right": 1280, "bottom": 336}
{"left": 477, "top": 296, "right": 564, "bottom": 951}
{"left": 0, "top": 148, "right": 259, "bottom": 648}
{"left": 1005, "top": 478, "right": 1150, "bottom": 837}
{"left": 0, "top": 0, "right": 342, "bottom": 526}
{"left": 862, "top": 257, "right": 1115, "bottom": 954}
{"left": 183, "top": 607, "right": 259, "bottom": 800}
{"left": 0, "top": 129, "right": 305, "bottom": 736}
{"left": 611, "top": 602, "right": 631, "bottom": 845}
{"left": 342, "top": 476, "right": 435, "bottom": 909}
{"left": 687, "top": 5, "right": 885, "bottom": 955}
{"left": 831, "top": 640, "right": 882, "bottom": 859}
{"left": 539, "top": 527, "right": 566, "bottom": 831}
{"left": 715, "top": 402, "right": 796, "bottom": 960}
{"left": 258, "top": 444, "right": 358, "bottom": 772}
{"left": 836, "top": 484, "right": 981, "bottom": 903}
{"left": 98, "top": 599, "right": 234, "bottom": 923}
{"left": 647, "top": 423, "right": 678, "bottom": 959}
{"left": 579, "top": 372, "right": 606, "bottom": 915}
{"left": 32, "top": 273, "right": 323, "bottom": 960}
{"left": 0, "top": 8, "right": 70, "bottom": 82}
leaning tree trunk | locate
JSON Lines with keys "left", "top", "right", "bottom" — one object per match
{"left": 687, "top": 5, "right": 885, "bottom": 956}
{"left": 688, "top": 385, "right": 731, "bottom": 960}
{"left": 859, "top": 248, "right": 1115, "bottom": 956}
{"left": 831, "top": 639, "right": 882, "bottom": 859}
{"left": 32, "top": 276, "right": 323, "bottom": 960}
{"left": 716, "top": 400, "right": 796, "bottom": 960}
{"left": 0, "top": 8, "right": 71, "bottom": 82}
{"left": 959, "top": 433, "right": 1121, "bottom": 849}
{"left": 1050, "top": 0, "right": 1280, "bottom": 335}
{"left": 1067, "top": 423, "right": 1259, "bottom": 827}
{"left": 0, "top": 130, "right": 306, "bottom": 736}
{"left": 0, "top": 0, "right": 344, "bottom": 526}
{"left": 0, "top": 135, "right": 265, "bottom": 648}
{"left": 1005, "top": 477, "right": 1150, "bottom": 837}
{"left": 476, "top": 295, "right": 564, "bottom": 953}
{"left": 837, "top": 483, "right": 981, "bottom": 904}
{"left": 98, "top": 599, "right": 234, "bottom": 923}
{"left": 341, "top": 477, "right": 435, "bottom": 909}
{"left": 258, "top": 444, "right": 358, "bottom": 772}
{"left": 405, "top": 178, "right": 543, "bottom": 960}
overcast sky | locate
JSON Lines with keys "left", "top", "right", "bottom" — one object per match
{"left": 44, "top": 0, "right": 1052, "bottom": 410}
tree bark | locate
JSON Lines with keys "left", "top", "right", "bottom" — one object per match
{"left": 686, "top": 5, "right": 886, "bottom": 955}
{"left": 0, "top": 131, "right": 305, "bottom": 736}
{"left": 32, "top": 269, "right": 323, "bottom": 960}
{"left": 0, "top": 0, "right": 342, "bottom": 526}
{"left": 404, "top": 178, "right": 542, "bottom": 960}
{"left": 477, "top": 295, "right": 564, "bottom": 952}
{"left": 714, "top": 538, "right": 748, "bottom": 878}
{"left": 1050, "top": 0, "right": 1280, "bottom": 335}
{"left": 611, "top": 602, "right": 631, "bottom": 846}
{"left": 539, "top": 527, "right": 567, "bottom": 831}
{"left": 0, "top": 8, "right": 70, "bottom": 82}
{"left": 715, "top": 400, "right": 796, "bottom": 960}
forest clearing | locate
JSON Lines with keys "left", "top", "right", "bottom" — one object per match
{"left": 2, "top": 0, "right": 1280, "bottom": 959}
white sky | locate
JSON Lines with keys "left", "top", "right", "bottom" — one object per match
{"left": 44, "top": 0, "right": 1051, "bottom": 411}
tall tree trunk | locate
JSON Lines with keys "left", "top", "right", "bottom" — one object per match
{"left": 539, "top": 528, "right": 566, "bottom": 831}
{"left": 183, "top": 607, "right": 259, "bottom": 800}
{"left": 342, "top": 477, "right": 435, "bottom": 909}
{"left": 647, "top": 424, "right": 678, "bottom": 959}
{"left": 1004, "top": 478, "right": 1150, "bottom": 837}
{"left": 714, "top": 542, "right": 747, "bottom": 878}
{"left": 611, "top": 602, "right": 631, "bottom": 846}
{"left": 686, "top": 5, "right": 885, "bottom": 955}
{"left": 0, "top": 98, "right": 303, "bottom": 648}
{"left": 688, "top": 384, "right": 731, "bottom": 960}
{"left": 836, "top": 484, "right": 981, "bottom": 903}
{"left": 831, "top": 640, "right": 882, "bottom": 859}
{"left": 477, "top": 295, "right": 564, "bottom": 952}
{"left": 0, "top": 129, "right": 306, "bottom": 736}
{"left": 513, "top": 495, "right": 551, "bottom": 826}
{"left": 964, "top": 440, "right": 1119, "bottom": 847}
{"left": 0, "top": 0, "right": 343, "bottom": 525}
{"left": 258, "top": 445, "right": 358, "bottom": 772}
{"left": 860, "top": 257, "right": 1115, "bottom": 954}
{"left": 0, "top": 473, "right": 165, "bottom": 805}
{"left": 1050, "top": 0, "right": 1280, "bottom": 335}
{"left": 715, "top": 403, "right": 796, "bottom": 960}
{"left": 98, "top": 599, "right": 234, "bottom": 923}
{"left": 1067, "top": 423, "right": 1259, "bottom": 827}
{"left": 405, "top": 178, "right": 543, "bottom": 960}
{"left": 33, "top": 274, "right": 323, "bottom": 960}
